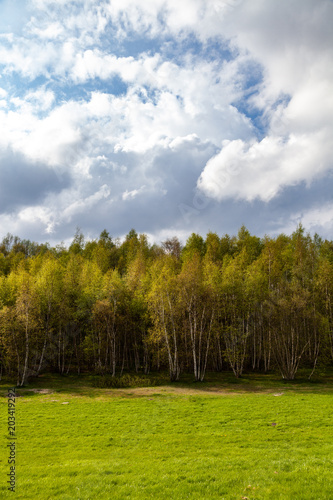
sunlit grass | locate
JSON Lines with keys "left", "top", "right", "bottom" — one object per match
{"left": 0, "top": 372, "right": 333, "bottom": 499}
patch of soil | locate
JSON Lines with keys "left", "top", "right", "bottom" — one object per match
{"left": 28, "top": 389, "right": 54, "bottom": 394}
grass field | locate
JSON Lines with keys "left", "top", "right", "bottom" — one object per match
{"left": 1, "top": 371, "right": 333, "bottom": 499}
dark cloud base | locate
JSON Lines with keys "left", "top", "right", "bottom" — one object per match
{"left": 0, "top": 151, "right": 71, "bottom": 212}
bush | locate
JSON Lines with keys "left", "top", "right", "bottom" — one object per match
{"left": 92, "top": 373, "right": 158, "bottom": 388}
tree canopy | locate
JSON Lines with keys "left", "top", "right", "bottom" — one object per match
{"left": 0, "top": 225, "right": 332, "bottom": 383}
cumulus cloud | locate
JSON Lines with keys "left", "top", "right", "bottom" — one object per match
{"left": 0, "top": 0, "right": 332, "bottom": 242}
{"left": 198, "top": 0, "right": 333, "bottom": 212}
{"left": 198, "top": 128, "right": 332, "bottom": 202}
{"left": 122, "top": 186, "right": 146, "bottom": 200}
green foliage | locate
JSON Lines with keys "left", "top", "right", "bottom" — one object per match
{"left": 92, "top": 373, "right": 159, "bottom": 388}
{"left": 182, "top": 232, "right": 206, "bottom": 261}
{"left": 0, "top": 226, "right": 333, "bottom": 383}
{"left": 69, "top": 227, "right": 85, "bottom": 254}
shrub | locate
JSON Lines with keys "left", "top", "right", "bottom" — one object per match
{"left": 92, "top": 374, "right": 158, "bottom": 388}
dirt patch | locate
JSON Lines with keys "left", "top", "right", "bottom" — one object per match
{"left": 28, "top": 389, "right": 54, "bottom": 394}
{"left": 9, "top": 381, "right": 332, "bottom": 401}
{"left": 93, "top": 386, "right": 275, "bottom": 398}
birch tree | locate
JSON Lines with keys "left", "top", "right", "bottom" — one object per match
{"left": 220, "top": 251, "right": 252, "bottom": 378}
{"left": 180, "top": 252, "right": 214, "bottom": 381}
{"left": 148, "top": 255, "right": 182, "bottom": 381}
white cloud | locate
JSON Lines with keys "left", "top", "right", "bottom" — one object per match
{"left": 62, "top": 184, "right": 111, "bottom": 219}
{"left": 19, "top": 205, "right": 56, "bottom": 234}
{"left": 7, "top": 102, "right": 85, "bottom": 168}
{"left": 198, "top": 0, "right": 333, "bottom": 204}
{"left": 28, "top": 21, "right": 64, "bottom": 40}
{"left": 0, "top": 40, "right": 59, "bottom": 79}
{"left": 145, "top": 227, "right": 191, "bottom": 245}
{"left": 0, "top": 0, "right": 332, "bottom": 243}
{"left": 122, "top": 189, "right": 138, "bottom": 200}
{"left": 198, "top": 127, "right": 332, "bottom": 202}
{"left": 168, "top": 134, "right": 200, "bottom": 150}
{"left": 278, "top": 202, "right": 333, "bottom": 237}
{"left": 15, "top": 184, "right": 111, "bottom": 236}
{"left": 25, "top": 89, "right": 55, "bottom": 111}
{"left": 122, "top": 185, "right": 146, "bottom": 200}
{"left": 103, "top": 0, "right": 250, "bottom": 41}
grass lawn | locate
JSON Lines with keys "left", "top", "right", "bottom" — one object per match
{"left": 1, "top": 371, "right": 333, "bottom": 499}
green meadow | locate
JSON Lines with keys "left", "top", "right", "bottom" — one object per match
{"left": 1, "top": 372, "right": 333, "bottom": 499}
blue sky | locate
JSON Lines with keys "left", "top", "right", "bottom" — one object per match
{"left": 0, "top": 0, "right": 332, "bottom": 245}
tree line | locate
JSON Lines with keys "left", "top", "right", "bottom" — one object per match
{"left": 0, "top": 225, "right": 333, "bottom": 385}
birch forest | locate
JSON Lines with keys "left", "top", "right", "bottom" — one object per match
{"left": 1, "top": 225, "right": 333, "bottom": 385}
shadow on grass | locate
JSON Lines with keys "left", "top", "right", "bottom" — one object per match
{"left": 1, "top": 368, "right": 333, "bottom": 398}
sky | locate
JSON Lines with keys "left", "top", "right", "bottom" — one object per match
{"left": 0, "top": 0, "right": 332, "bottom": 246}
